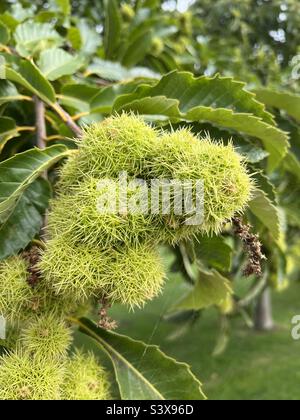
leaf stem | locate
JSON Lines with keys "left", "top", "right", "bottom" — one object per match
{"left": 17, "top": 126, "right": 36, "bottom": 132}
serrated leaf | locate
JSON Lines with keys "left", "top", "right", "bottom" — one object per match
{"left": 173, "top": 270, "right": 233, "bottom": 311}
{"left": 248, "top": 189, "right": 280, "bottom": 240}
{"left": 104, "top": 0, "right": 122, "bottom": 59}
{"left": 5, "top": 58, "right": 56, "bottom": 105}
{"left": 251, "top": 171, "right": 277, "bottom": 203}
{"left": 72, "top": 317, "right": 206, "bottom": 400}
{"left": 0, "top": 22, "right": 10, "bottom": 44}
{"left": 121, "top": 95, "right": 180, "bottom": 119}
{"left": 58, "top": 84, "right": 99, "bottom": 113}
{"left": 254, "top": 88, "right": 300, "bottom": 123}
{"left": 14, "top": 21, "right": 62, "bottom": 57}
{"left": 115, "top": 71, "right": 274, "bottom": 123}
{"left": 113, "top": 71, "right": 288, "bottom": 169}
{"left": 239, "top": 144, "right": 269, "bottom": 163}
{"left": 186, "top": 107, "right": 288, "bottom": 171}
{"left": 194, "top": 236, "right": 232, "bottom": 272}
{"left": 0, "top": 145, "right": 69, "bottom": 224}
{"left": 87, "top": 58, "right": 159, "bottom": 82}
{"left": 0, "top": 178, "right": 51, "bottom": 260}
{"left": 38, "top": 48, "right": 84, "bottom": 81}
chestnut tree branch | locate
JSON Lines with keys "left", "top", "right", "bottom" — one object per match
{"left": 52, "top": 102, "right": 83, "bottom": 138}
{"left": 34, "top": 96, "right": 47, "bottom": 150}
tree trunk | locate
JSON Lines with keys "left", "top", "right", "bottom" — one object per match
{"left": 254, "top": 288, "right": 274, "bottom": 331}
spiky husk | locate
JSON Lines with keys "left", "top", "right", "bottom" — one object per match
{"left": 148, "top": 130, "right": 252, "bottom": 238}
{"left": 57, "top": 118, "right": 251, "bottom": 242}
{"left": 0, "top": 350, "right": 64, "bottom": 400}
{"left": 0, "top": 256, "right": 33, "bottom": 323}
{"left": 62, "top": 350, "right": 110, "bottom": 400}
{"left": 19, "top": 313, "right": 73, "bottom": 359}
{"left": 38, "top": 235, "right": 165, "bottom": 308}
{"left": 47, "top": 176, "right": 158, "bottom": 248}
{"left": 0, "top": 324, "right": 20, "bottom": 351}
{"left": 58, "top": 113, "right": 158, "bottom": 192}
{"left": 0, "top": 254, "right": 86, "bottom": 326}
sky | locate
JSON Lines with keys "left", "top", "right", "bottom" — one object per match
{"left": 162, "top": 0, "right": 195, "bottom": 13}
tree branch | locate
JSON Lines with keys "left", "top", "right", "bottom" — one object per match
{"left": 34, "top": 96, "right": 47, "bottom": 150}
{"left": 52, "top": 102, "right": 83, "bottom": 138}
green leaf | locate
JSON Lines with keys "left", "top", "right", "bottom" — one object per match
{"left": 73, "top": 317, "right": 206, "bottom": 401}
{"left": 251, "top": 171, "right": 277, "bottom": 203}
{"left": 284, "top": 152, "right": 300, "bottom": 182}
{"left": 0, "top": 22, "right": 10, "bottom": 44}
{"left": 0, "top": 145, "right": 69, "bottom": 224}
{"left": 0, "top": 13, "right": 19, "bottom": 31}
{"left": 185, "top": 107, "right": 288, "bottom": 171}
{"left": 194, "top": 236, "right": 232, "bottom": 272}
{"left": 239, "top": 144, "right": 269, "bottom": 164}
{"left": 14, "top": 21, "right": 62, "bottom": 57}
{"left": 113, "top": 72, "right": 288, "bottom": 169}
{"left": 0, "top": 178, "right": 51, "bottom": 260}
{"left": 5, "top": 58, "right": 56, "bottom": 105}
{"left": 173, "top": 270, "right": 233, "bottom": 311}
{"left": 104, "top": 0, "right": 122, "bottom": 59}
{"left": 67, "top": 27, "right": 82, "bottom": 50}
{"left": 116, "top": 71, "right": 275, "bottom": 123}
{"left": 248, "top": 189, "right": 280, "bottom": 241}
{"left": 0, "top": 117, "right": 18, "bottom": 146}
{"left": 55, "top": 0, "right": 71, "bottom": 15}
{"left": 90, "top": 81, "right": 143, "bottom": 114}
{"left": 38, "top": 48, "right": 84, "bottom": 81}
{"left": 0, "top": 117, "right": 17, "bottom": 139}
{"left": 87, "top": 58, "right": 159, "bottom": 82}
{"left": 254, "top": 88, "right": 300, "bottom": 123}
{"left": 59, "top": 84, "right": 99, "bottom": 113}
{"left": 121, "top": 29, "right": 153, "bottom": 68}
{"left": 0, "top": 80, "right": 28, "bottom": 105}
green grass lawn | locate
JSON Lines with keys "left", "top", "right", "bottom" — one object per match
{"left": 109, "top": 272, "right": 300, "bottom": 400}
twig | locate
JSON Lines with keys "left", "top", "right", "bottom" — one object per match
{"left": 17, "top": 126, "right": 36, "bottom": 133}
{"left": 34, "top": 96, "right": 48, "bottom": 237}
{"left": 34, "top": 96, "right": 47, "bottom": 150}
{"left": 52, "top": 102, "right": 83, "bottom": 138}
